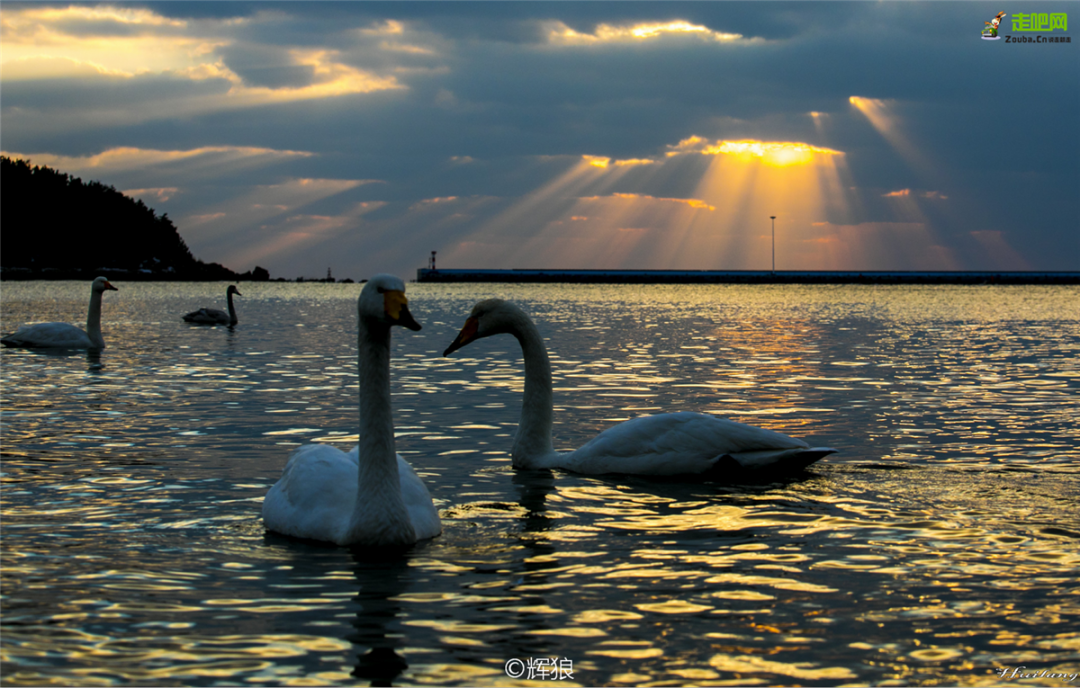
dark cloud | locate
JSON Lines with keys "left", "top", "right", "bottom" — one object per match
{"left": 2, "top": 69, "right": 230, "bottom": 112}
{"left": 218, "top": 44, "right": 317, "bottom": 89}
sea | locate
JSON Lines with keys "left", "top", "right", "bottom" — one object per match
{"left": 1, "top": 280, "right": 1078, "bottom": 687}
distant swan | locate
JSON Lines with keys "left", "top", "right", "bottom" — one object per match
{"left": 444, "top": 299, "right": 835, "bottom": 477}
{"left": 1, "top": 276, "right": 118, "bottom": 349}
{"left": 183, "top": 285, "right": 241, "bottom": 325}
{"left": 262, "top": 275, "right": 441, "bottom": 546}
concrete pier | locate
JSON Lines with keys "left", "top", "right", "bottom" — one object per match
{"left": 416, "top": 269, "right": 1079, "bottom": 285}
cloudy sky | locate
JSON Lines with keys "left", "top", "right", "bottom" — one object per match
{"left": 2, "top": 2, "right": 1077, "bottom": 279}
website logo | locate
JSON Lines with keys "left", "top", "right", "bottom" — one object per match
{"left": 981, "top": 10, "right": 1071, "bottom": 43}
{"left": 981, "top": 11, "right": 1007, "bottom": 39}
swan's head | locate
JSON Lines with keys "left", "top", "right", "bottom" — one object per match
{"left": 359, "top": 274, "right": 421, "bottom": 331}
{"left": 227, "top": 285, "right": 242, "bottom": 297}
{"left": 443, "top": 298, "right": 526, "bottom": 356}
{"left": 92, "top": 276, "right": 118, "bottom": 293}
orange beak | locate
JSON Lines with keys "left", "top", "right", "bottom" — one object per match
{"left": 443, "top": 316, "right": 479, "bottom": 357}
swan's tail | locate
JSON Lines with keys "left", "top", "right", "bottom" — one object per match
{"left": 724, "top": 446, "right": 836, "bottom": 472}
{"left": 2, "top": 331, "right": 39, "bottom": 347}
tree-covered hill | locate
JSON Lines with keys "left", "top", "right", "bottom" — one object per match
{"left": 0, "top": 156, "right": 268, "bottom": 281}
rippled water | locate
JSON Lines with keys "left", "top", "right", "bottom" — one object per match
{"left": 2, "top": 281, "right": 1078, "bottom": 686}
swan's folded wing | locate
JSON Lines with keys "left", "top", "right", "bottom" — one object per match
{"left": 563, "top": 412, "right": 817, "bottom": 476}
{"left": 724, "top": 446, "right": 836, "bottom": 471}
{"left": 562, "top": 413, "right": 727, "bottom": 475}
{"left": 678, "top": 414, "right": 835, "bottom": 472}
{"left": 396, "top": 455, "right": 442, "bottom": 540}
{"left": 183, "top": 308, "right": 228, "bottom": 323}
{"left": 696, "top": 416, "right": 834, "bottom": 471}
{"left": 2, "top": 322, "right": 92, "bottom": 348}
{"left": 262, "top": 444, "right": 358, "bottom": 542}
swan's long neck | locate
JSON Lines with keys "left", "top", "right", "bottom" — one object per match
{"left": 344, "top": 317, "right": 414, "bottom": 545}
{"left": 510, "top": 312, "right": 560, "bottom": 469}
{"left": 85, "top": 288, "right": 106, "bottom": 349}
{"left": 226, "top": 291, "right": 237, "bottom": 325}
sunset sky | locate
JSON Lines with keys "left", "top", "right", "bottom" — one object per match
{"left": 2, "top": 2, "right": 1077, "bottom": 279}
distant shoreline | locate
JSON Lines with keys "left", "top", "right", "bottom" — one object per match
{"left": 0, "top": 268, "right": 338, "bottom": 283}
{"left": 4, "top": 268, "right": 1075, "bottom": 285}
{"left": 416, "top": 268, "right": 1080, "bottom": 285}
{"left": 0, "top": 268, "right": 262, "bottom": 282}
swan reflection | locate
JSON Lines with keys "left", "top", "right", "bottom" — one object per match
{"left": 0, "top": 343, "right": 106, "bottom": 372}
{"left": 349, "top": 554, "right": 412, "bottom": 686}
{"left": 512, "top": 469, "right": 558, "bottom": 534}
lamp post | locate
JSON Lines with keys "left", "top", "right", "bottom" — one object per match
{"left": 770, "top": 216, "right": 776, "bottom": 275}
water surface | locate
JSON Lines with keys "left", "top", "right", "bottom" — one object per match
{"left": 2, "top": 281, "right": 1078, "bottom": 686}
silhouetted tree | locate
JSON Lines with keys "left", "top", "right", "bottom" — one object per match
{"left": 1, "top": 156, "right": 262, "bottom": 280}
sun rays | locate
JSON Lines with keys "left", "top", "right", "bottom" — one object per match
{"left": 437, "top": 138, "right": 860, "bottom": 271}
{"left": 849, "top": 96, "right": 934, "bottom": 176}
{"left": 434, "top": 127, "right": 986, "bottom": 273}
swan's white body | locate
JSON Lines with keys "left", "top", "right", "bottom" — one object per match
{"left": 1, "top": 276, "right": 117, "bottom": 349}
{"left": 262, "top": 445, "right": 441, "bottom": 544}
{"left": 262, "top": 275, "right": 440, "bottom": 546}
{"left": 183, "top": 285, "right": 240, "bottom": 325}
{"left": 444, "top": 299, "right": 835, "bottom": 477}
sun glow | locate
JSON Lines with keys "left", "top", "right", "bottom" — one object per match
{"left": 583, "top": 155, "right": 658, "bottom": 169}
{"left": 614, "top": 158, "right": 657, "bottom": 167}
{"left": 629, "top": 21, "right": 735, "bottom": 40}
{"left": 2, "top": 5, "right": 220, "bottom": 77}
{"left": 548, "top": 20, "right": 744, "bottom": 45}
{"left": 667, "top": 137, "right": 843, "bottom": 167}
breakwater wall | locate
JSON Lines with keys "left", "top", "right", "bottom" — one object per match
{"left": 417, "top": 269, "right": 1079, "bottom": 285}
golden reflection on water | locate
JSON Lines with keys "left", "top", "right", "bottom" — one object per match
{"left": 1, "top": 282, "right": 1078, "bottom": 686}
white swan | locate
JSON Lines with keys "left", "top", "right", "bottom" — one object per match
{"left": 444, "top": 299, "right": 835, "bottom": 476}
{"left": 262, "top": 275, "right": 441, "bottom": 546}
{"left": 1, "top": 276, "right": 118, "bottom": 349}
{"left": 183, "top": 285, "right": 241, "bottom": 325}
